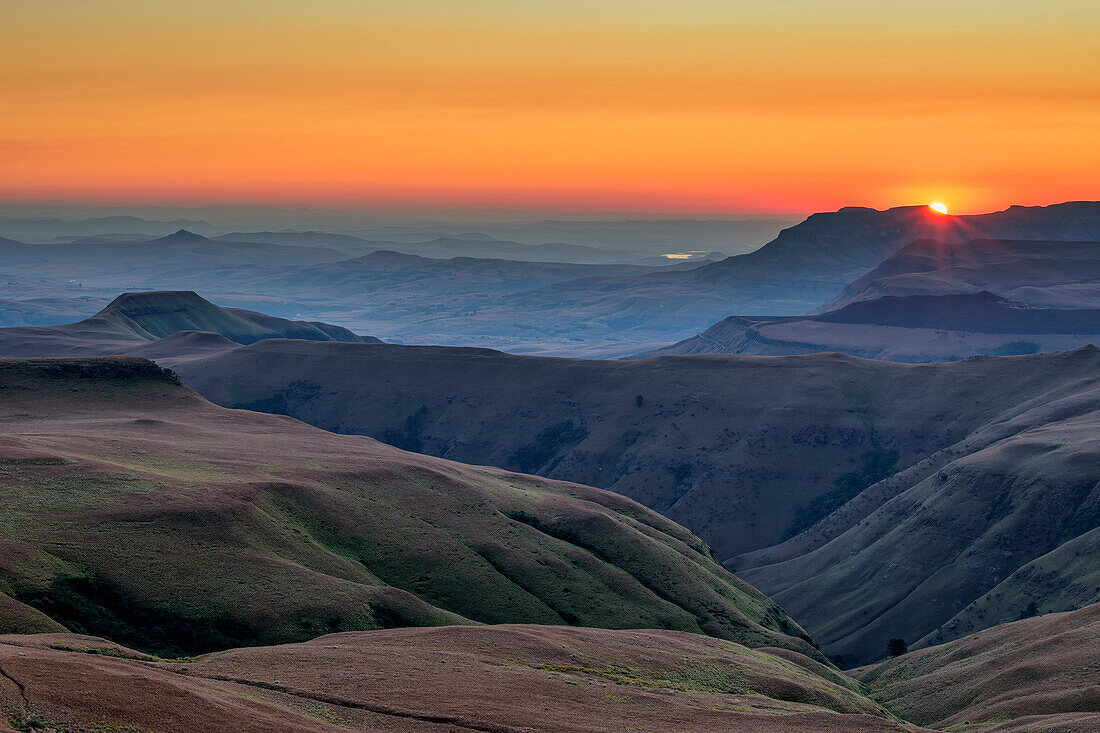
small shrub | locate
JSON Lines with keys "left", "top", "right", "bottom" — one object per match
{"left": 886, "top": 638, "right": 907, "bottom": 657}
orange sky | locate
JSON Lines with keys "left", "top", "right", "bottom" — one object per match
{"left": 2, "top": 1, "right": 1097, "bottom": 214}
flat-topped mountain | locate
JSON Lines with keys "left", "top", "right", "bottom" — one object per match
{"left": 0, "top": 357, "right": 813, "bottom": 660}
{"left": 0, "top": 291, "right": 378, "bottom": 356}
{"left": 93, "top": 291, "right": 373, "bottom": 343}
{"left": 644, "top": 291, "right": 1100, "bottom": 362}
{"left": 819, "top": 236, "right": 1100, "bottom": 311}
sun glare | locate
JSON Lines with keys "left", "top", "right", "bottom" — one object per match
{"left": 929, "top": 202, "right": 949, "bottom": 214}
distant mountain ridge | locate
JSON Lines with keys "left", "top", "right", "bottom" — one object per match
{"left": 456, "top": 202, "right": 1100, "bottom": 346}
{"left": 215, "top": 230, "right": 651, "bottom": 264}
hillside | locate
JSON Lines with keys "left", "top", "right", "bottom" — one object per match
{"left": 856, "top": 603, "right": 1100, "bottom": 732}
{"left": 136, "top": 341, "right": 1100, "bottom": 664}
{"left": 820, "top": 237, "right": 1100, "bottom": 311}
{"left": 0, "top": 627, "right": 925, "bottom": 733}
{"left": 0, "top": 357, "right": 815, "bottom": 661}
{"left": 2, "top": 308, "right": 1098, "bottom": 666}
{"left": 0, "top": 291, "right": 376, "bottom": 356}
{"left": 644, "top": 292, "right": 1100, "bottom": 362}
{"left": 734, "top": 346, "right": 1100, "bottom": 664}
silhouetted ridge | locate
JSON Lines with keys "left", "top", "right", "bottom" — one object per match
{"left": 149, "top": 229, "right": 209, "bottom": 244}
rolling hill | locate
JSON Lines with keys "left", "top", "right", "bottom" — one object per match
{"left": 0, "top": 626, "right": 923, "bottom": 733}
{"left": 734, "top": 346, "right": 1100, "bottom": 664}
{"left": 0, "top": 357, "right": 816, "bottom": 662}
{"left": 643, "top": 291, "right": 1100, "bottom": 362}
{"left": 132, "top": 341, "right": 1097, "bottom": 665}
{"left": 2, "top": 309, "right": 1097, "bottom": 666}
{"left": 856, "top": 602, "right": 1100, "bottom": 733}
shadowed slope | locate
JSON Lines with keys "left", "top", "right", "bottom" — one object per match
{"left": 0, "top": 357, "right": 812, "bottom": 660}
{"left": 819, "top": 237, "right": 1100, "bottom": 311}
{"left": 157, "top": 341, "right": 1100, "bottom": 665}
{"left": 736, "top": 346, "right": 1100, "bottom": 664}
{"left": 0, "top": 627, "right": 929, "bottom": 733}
{"left": 856, "top": 603, "right": 1100, "bottom": 733}
{"left": 643, "top": 292, "right": 1100, "bottom": 362}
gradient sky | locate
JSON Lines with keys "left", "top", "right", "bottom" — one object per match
{"left": 2, "top": 1, "right": 1097, "bottom": 214}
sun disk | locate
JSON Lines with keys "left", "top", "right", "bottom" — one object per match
{"left": 929, "top": 202, "right": 949, "bottom": 214}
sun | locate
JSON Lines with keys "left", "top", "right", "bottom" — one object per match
{"left": 928, "top": 202, "right": 949, "bottom": 214}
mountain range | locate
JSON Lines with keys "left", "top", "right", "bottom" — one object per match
{"left": 4, "top": 354, "right": 1096, "bottom": 731}
{"left": 5, "top": 202, "right": 1098, "bottom": 354}
{"left": 1, "top": 201, "right": 1099, "bottom": 731}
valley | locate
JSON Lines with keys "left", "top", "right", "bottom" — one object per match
{"left": 0, "top": 202, "right": 1097, "bottom": 731}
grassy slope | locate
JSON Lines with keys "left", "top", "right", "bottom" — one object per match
{"left": 856, "top": 603, "right": 1100, "bottom": 733}
{"left": 164, "top": 341, "right": 1100, "bottom": 665}
{"left": 0, "top": 627, "right": 930, "bottom": 733}
{"left": 0, "top": 357, "right": 812, "bottom": 660}
{"left": 738, "top": 346, "right": 1100, "bottom": 663}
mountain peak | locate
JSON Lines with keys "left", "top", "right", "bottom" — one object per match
{"left": 151, "top": 229, "right": 209, "bottom": 244}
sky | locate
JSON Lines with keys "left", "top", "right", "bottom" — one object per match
{"left": 2, "top": 1, "right": 1098, "bottom": 215}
